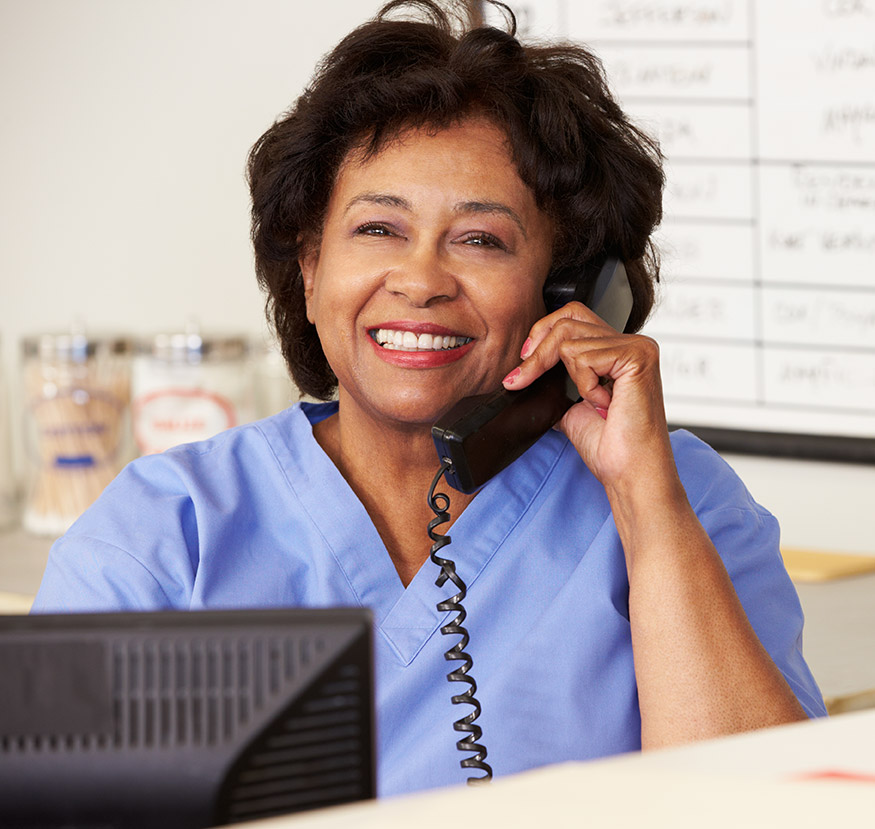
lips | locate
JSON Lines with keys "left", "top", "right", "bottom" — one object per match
{"left": 367, "top": 322, "right": 474, "bottom": 366}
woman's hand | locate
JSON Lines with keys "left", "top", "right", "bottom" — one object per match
{"left": 502, "top": 300, "right": 675, "bottom": 490}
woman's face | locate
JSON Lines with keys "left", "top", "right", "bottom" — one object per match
{"left": 300, "top": 117, "right": 555, "bottom": 427}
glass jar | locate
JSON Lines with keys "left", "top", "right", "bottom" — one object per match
{"left": 21, "top": 333, "right": 133, "bottom": 536}
{"left": 0, "top": 343, "right": 16, "bottom": 530}
{"left": 131, "top": 331, "right": 254, "bottom": 455}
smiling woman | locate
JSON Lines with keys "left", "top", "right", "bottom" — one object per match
{"left": 298, "top": 118, "right": 553, "bottom": 435}
{"left": 32, "top": 0, "right": 826, "bottom": 802}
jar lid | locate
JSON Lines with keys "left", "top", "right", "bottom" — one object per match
{"left": 21, "top": 333, "right": 133, "bottom": 362}
{"left": 136, "top": 332, "right": 249, "bottom": 363}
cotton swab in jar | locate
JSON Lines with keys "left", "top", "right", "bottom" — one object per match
{"left": 22, "top": 333, "right": 132, "bottom": 536}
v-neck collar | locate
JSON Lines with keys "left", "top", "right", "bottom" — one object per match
{"left": 263, "top": 402, "right": 569, "bottom": 666}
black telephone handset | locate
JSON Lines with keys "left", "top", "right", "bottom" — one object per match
{"left": 431, "top": 257, "right": 633, "bottom": 493}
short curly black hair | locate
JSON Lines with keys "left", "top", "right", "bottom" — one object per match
{"left": 247, "top": 0, "right": 664, "bottom": 400}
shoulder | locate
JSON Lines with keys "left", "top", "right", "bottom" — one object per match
{"left": 666, "top": 431, "right": 788, "bottom": 613}
{"left": 119, "top": 401, "right": 330, "bottom": 491}
{"left": 669, "top": 429, "right": 768, "bottom": 517}
{"left": 32, "top": 403, "right": 329, "bottom": 613}
{"left": 85, "top": 402, "right": 340, "bottom": 534}
{"left": 668, "top": 429, "right": 780, "bottom": 576}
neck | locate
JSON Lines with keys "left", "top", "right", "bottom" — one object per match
{"left": 312, "top": 397, "right": 474, "bottom": 586}
{"left": 316, "top": 402, "right": 444, "bottom": 487}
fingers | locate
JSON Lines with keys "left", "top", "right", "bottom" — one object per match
{"left": 524, "top": 301, "right": 612, "bottom": 357}
{"left": 504, "top": 303, "right": 602, "bottom": 380}
{"left": 502, "top": 301, "right": 659, "bottom": 415}
{"left": 502, "top": 302, "right": 615, "bottom": 388}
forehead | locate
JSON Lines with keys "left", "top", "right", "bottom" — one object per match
{"left": 331, "top": 118, "right": 530, "bottom": 203}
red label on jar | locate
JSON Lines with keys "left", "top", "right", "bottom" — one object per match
{"left": 133, "top": 388, "right": 236, "bottom": 454}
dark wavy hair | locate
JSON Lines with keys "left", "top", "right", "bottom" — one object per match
{"left": 247, "top": 0, "right": 664, "bottom": 400}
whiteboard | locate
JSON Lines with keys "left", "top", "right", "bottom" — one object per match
{"left": 490, "top": 0, "right": 875, "bottom": 461}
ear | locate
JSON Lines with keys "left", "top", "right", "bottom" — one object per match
{"left": 298, "top": 241, "right": 319, "bottom": 324}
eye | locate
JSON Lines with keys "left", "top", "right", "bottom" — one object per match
{"left": 355, "top": 221, "right": 395, "bottom": 237}
{"left": 459, "top": 232, "right": 507, "bottom": 251}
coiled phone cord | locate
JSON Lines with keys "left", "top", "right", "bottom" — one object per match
{"left": 427, "top": 460, "right": 493, "bottom": 785}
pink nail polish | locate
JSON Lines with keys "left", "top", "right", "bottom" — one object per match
{"left": 520, "top": 338, "right": 533, "bottom": 359}
{"left": 595, "top": 407, "right": 608, "bottom": 420}
{"left": 503, "top": 367, "right": 521, "bottom": 386}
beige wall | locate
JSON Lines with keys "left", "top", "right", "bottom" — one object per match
{"left": 0, "top": 0, "right": 388, "bottom": 350}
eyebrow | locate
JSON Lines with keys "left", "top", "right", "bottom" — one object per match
{"left": 345, "top": 192, "right": 411, "bottom": 212}
{"left": 343, "top": 193, "right": 528, "bottom": 239}
{"left": 456, "top": 201, "right": 527, "bottom": 239}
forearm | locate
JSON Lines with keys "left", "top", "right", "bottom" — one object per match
{"left": 607, "top": 470, "right": 808, "bottom": 749}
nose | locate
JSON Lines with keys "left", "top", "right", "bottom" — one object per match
{"left": 383, "top": 245, "right": 459, "bottom": 307}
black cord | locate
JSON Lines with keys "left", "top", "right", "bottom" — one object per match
{"left": 427, "top": 460, "right": 493, "bottom": 785}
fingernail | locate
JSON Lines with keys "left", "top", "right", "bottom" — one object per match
{"left": 520, "top": 338, "right": 533, "bottom": 359}
{"left": 502, "top": 367, "right": 521, "bottom": 386}
{"left": 595, "top": 407, "right": 608, "bottom": 420}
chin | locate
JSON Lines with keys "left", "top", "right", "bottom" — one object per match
{"left": 383, "top": 397, "right": 451, "bottom": 429}
{"left": 361, "top": 386, "right": 463, "bottom": 431}
{"left": 339, "top": 365, "right": 500, "bottom": 427}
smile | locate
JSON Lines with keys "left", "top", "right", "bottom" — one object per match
{"left": 370, "top": 328, "right": 473, "bottom": 352}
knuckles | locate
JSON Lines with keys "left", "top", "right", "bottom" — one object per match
{"left": 563, "top": 300, "right": 589, "bottom": 316}
{"left": 554, "top": 328, "right": 660, "bottom": 369}
{"left": 634, "top": 334, "right": 660, "bottom": 364}
{"left": 533, "top": 309, "right": 662, "bottom": 373}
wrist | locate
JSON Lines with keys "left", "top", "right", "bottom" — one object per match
{"left": 605, "top": 464, "right": 697, "bottom": 569}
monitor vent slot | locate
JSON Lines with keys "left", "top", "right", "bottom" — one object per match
{"left": 218, "top": 658, "right": 373, "bottom": 823}
{"left": 112, "top": 635, "right": 323, "bottom": 749}
{"left": 0, "top": 733, "right": 110, "bottom": 754}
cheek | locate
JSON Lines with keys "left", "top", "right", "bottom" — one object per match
{"left": 496, "top": 280, "right": 548, "bottom": 329}
{"left": 307, "top": 266, "right": 371, "bottom": 359}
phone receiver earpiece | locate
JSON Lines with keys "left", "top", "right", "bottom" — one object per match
{"left": 543, "top": 256, "right": 633, "bottom": 333}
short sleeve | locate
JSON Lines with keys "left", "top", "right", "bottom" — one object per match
{"left": 671, "top": 430, "right": 827, "bottom": 719}
{"left": 31, "top": 450, "right": 201, "bottom": 613}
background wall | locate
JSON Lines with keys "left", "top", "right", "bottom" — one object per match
{"left": 1, "top": 0, "right": 872, "bottom": 554}
{"left": 0, "top": 0, "right": 388, "bottom": 352}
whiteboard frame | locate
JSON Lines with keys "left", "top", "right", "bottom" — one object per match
{"left": 671, "top": 424, "right": 875, "bottom": 465}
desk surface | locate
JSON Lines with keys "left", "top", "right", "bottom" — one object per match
{"left": 1, "top": 527, "right": 874, "bottom": 712}
{"left": 235, "top": 712, "right": 875, "bottom": 829}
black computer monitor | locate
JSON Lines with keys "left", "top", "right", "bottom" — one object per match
{"left": 0, "top": 607, "right": 375, "bottom": 828}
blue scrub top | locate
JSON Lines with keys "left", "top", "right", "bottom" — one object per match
{"left": 32, "top": 402, "right": 826, "bottom": 796}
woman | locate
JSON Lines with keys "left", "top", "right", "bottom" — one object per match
{"left": 33, "top": 0, "right": 825, "bottom": 796}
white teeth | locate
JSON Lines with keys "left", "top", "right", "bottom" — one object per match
{"left": 372, "top": 328, "right": 471, "bottom": 352}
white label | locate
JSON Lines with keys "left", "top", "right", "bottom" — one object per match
{"left": 133, "top": 388, "right": 236, "bottom": 454}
